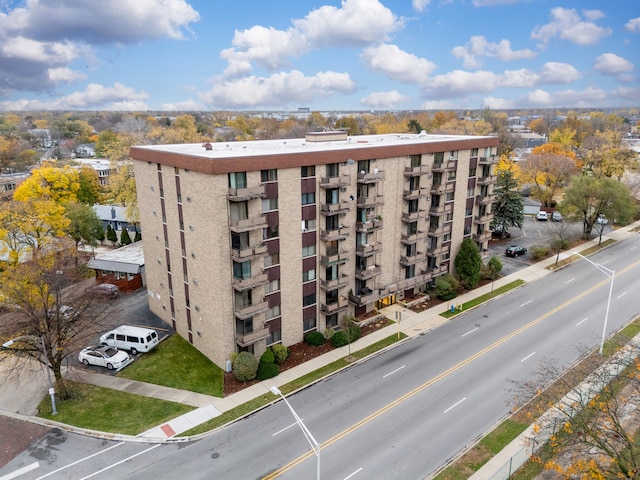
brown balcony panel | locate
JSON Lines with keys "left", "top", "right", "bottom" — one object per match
{"left": 320, "top": 254, "right": 348, "bottom": 266}
{"left": 233, "top": 272, "right": 268, "bottom": 291}
{"left": 401, "top": 231, "right": 427, "bottom": 244}
{"left": 356, "top": 242, "right": 383, "bottom": 256}
{"left": 355, "top": 265, "right": 382, "bottom": 280}
{"left": 348, "top": 291, "right": 378, "bottom": 306}
{"left": 321, "top": 298, "right": 349, "bottom": 314}
{"left": 402, "top": 189, "right": 426, "bottom": 200}
{"left": 430, "top": 184, "right": 446, "bottom": 195}
{"left": 319, "top": 228, "right": 349, "bottom": 241}
{"left": 400, "top": 252, "right": 425, "bottom": 266}
{"left": 229, "top": 215, "right": 267, "bottom": 232}
{"left": 228, "top": 185, "right": 265, "bottom": 201}
{"left": 356, "top": 195, "right": 385, "bottom": 207}
{"left": 426, "top": 245, "right": 449, "bottom": 256}
{"left": 236, "top": 325, "right": 270, "bottom": 347}
{"left": 319, "top": 174, "right": 351, "bottom": 188}
{"left": 231, "top": 244, "right": 268, "bottom": 261}
{"left": 402, "top": 210, "right": 427, "bottom": 222}
{"left": 431, "top": 162, "right": 445, "bottom": 172}
{"left": 319, "top": 274, "right": 349, "bottom": 290}
{"left": 478, "top": 156, "right": 497, "bottom": 165}
{"left": 357, "top": 170, "right": 385, "bottom": 183}
{"left": 234, "top": 300, "right": 269, "bottom": 319}
{"left": 477, "top": 176, "right": 497, "bottom": 186}
{"left": 472, "top": 231, "right": 492, "bottom": 242}
{"left": 474, "top": 213, "right": 494, "bottom": 224}
{"left": 404, "top": 165, "right": 431, "bottom": 176}
{"left": 475, "top": 195, "right": 492, "bottom": 205}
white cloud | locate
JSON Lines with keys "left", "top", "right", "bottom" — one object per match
{"left": 412, "top": 0, "right": 432, "bottom": 12}
{"left": 361, "top": 44, "right": 436, "bottom": 84}
{"left": 200, "top": 70, "right": 356, "bottom": 109}
{"left": 161, "top": 98, "right": 203, "bottom": 111}
{"left": 625, "top": 17, "right": 640, "bottom": 33}
{"left": 594, "top": 53, "right": 634, "bottom": 75}
{"left": 360, "top": 90, "right": 410, "bottom": 108}
{"left": 48, "top": 67, "right": 87, "bottom": 83}
{"left": 497, "top": 69, "right": 538, "bottom": 88}
{"left": 452, "top": 35, "right": 537, "bottom": 68}
{"left": 482, "top": 96, "right": 515, "bottom": 109}
{"left": 531, "top": 7, "right": 612, "bottom": 48}
{"left": 472, "top": 0, "right": 528, "bottom": 5}
{"left": 422, "top": 70, "right": 497, "bottom": 98}
{"left": 539, "top": 62, "right": 581, "bottom": 83}
{"left": 495, "top": 62, "right": 580, "bottom": 88}
{"left": 421, "top": 99, "right": 458, "bottom": 110}
{"left": 0, "top": 82, "right": 149, "bottom": 110}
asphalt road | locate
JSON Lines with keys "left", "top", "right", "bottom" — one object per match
{"left": 3, "top": 234, "right": 638, "bottom": 479}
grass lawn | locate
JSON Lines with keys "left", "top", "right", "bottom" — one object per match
{"left": 117, "top": 334, "right": 224, "bottom": 397}
{"left": 38, "top": 382, "right": 194, "bottom": 435}
{"left": 440, "top": 279, "right": 526, "bottom": 318}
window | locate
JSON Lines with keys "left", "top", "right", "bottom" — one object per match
{"left": 326, "top": 313, "right": 338, "bottom": 329}
{"left": 407, "top": 199, "right": 419, "bottom": 213}
{"left": 267, "top": 329, "right": 282, "bottom": 345}
{"left": 303, "top": 316, "right": 317, "bottom": 332}
{"left": 465, "top": 207, "right": 473, "bottom": 216}
{"left": 236, "top": 317, "right": 253, "bottom": 335}
{"left": 303, "top": 269, "right": 316, "bottom": 282}
{"left": 302, "top": 218, "right": 316, "bottom": 232}
{"left": 229, "top": 201, "right": 248, "bottom": 221}
{"left": 443, "top": 232, "right": 451, "bottom": 242}
{"left": 326, "top": 163, "right": 339, "bottom": 178}
{"left": 410, "top": 154, "right": 421, "bottom": 167}
{"left": 301, "top": 166, "right": 316, "bottom": 177}
{"left": 262, "top": 197, "right": 278, "bottom": 212}
{"left": 409, "top": 176, "right": 420, "bottom": 191}
{"left": 302, "top": 244, "right": 316, "bottom": 257}
{"left": 445, "top": 213, "right": 453, "bottom": 222}
{"left": 233, "top": 261, "right": 251, "bottom": 279}
{"left": 265, "top": 279, "right": 280, "bottom": 294}
{"left": 325, "top": 215, "right": 339, "bottom": 231}
{"left": 407, "top": 221, "right": 418, "bottom": 235}
{"left": 467, "top": 188, "right": 474, "bottom": 198}
{"left": 469, "top": 167, "right": 476, "bottom": 178}
{"left": 446, "top": 192, "right": 455, "bottom": 202}
{"left": 326, "top": 289, "right": 339, "bottom": 305}
{"left": 235, "top": 289, "right": 252, "bottom": 308}
{"left": 266, "top": 305, "right": 281, "bottom": 320}
{"left": 471, "top": 148, "right": 478, "bottom": 157}
{"left": 263, "top": 225, "right": 279, "bottom": 240}
{"left": 261, "top": 169, "right": 277, "bottom": 182}
{"left": 231, "top": 231, "right": 250, "bottom": 250}
{"left": 357, "top": 160, "right": 370, "bottom": 173}
{"left": 405, "top": 264, "right": 416, "bottom": 279}
{"left": 264, "top": 253, "right": 280, "bottom": 267}
{"left": 325, "top": 264, "right": 338, "bottom": 281}
{"left": 303, "top": 293, "right": 316, "bottom": 307}
{"left": 228, "top": 172, "right": 247, "bottom": 189}
{"left": 406, "top": 243, "right": 416, "bottom": 257}
{"left": 447, "top": 170, "right": 456, "bottom": 181}
{"left": 301, "top": 192, "right": 316, "bottom": 205}
{"left": 449, "top": 151, "right": 458, "bottom": 160}
{"left": 325, "top": 188, "right": 339, "bottom": 205}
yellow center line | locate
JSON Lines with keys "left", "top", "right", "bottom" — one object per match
{"left": 263, "top": 259, "right": 639, "bottom": 480}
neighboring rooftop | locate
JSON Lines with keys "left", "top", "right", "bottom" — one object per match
{"left": 87, "top": 241, "right": 144, "bottom": 274}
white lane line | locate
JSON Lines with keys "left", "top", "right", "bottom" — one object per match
{"left": 631, "top": 246, "right": 637, "bottom": 251}
{"left": 521, "top": 351, "right": 536, "bottom": 362}
{"left": 565, "top": 277, "right": 575, "bottom": 284}
{"left": 461, "top": 327, "right": 479, "bottom": 338}
{"left": 36, "top": 442, "right": 125, "bottom": 479}
{"left": 78, "top": 444, "right": 162, "bottom": 480}
{"left": 520, "top": 300, "right": 532, "bottom": 307}
{"left": 443, "top": 397, "right": 467, "bottom": 414}
{"left": 601, "top": 260, "right": 610, "bottom": 265}
{"left": 617, "top": 292, "right": 627, "bottom": 299}
{"left": 576, "top": 317, "right": 589, "bottom": 326}
{"left": 1, "top": 462, "right": 39, "bottom": 480}
{"left": 344, "top": 467, "right": 363, "bottom": 479}
{"left": 383, "top": 365, "right": 406, "bottom": 378}
{"left": 273, "top": 421, "right": 300, "bottom": 437}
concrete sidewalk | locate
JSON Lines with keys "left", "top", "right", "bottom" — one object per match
{"left": 1, "top": 222, "right": 637, "bottom": 447}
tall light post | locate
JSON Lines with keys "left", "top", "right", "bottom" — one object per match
{"left": 2, "top": 335, "right": 57, "bottom": 415}
{"left": 572, "top": 252, "right": 615, "bottom": 356}
{"left": 270, "top": 386, "right": 320, "bottom": 480}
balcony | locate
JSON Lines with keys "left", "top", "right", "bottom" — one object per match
{"left": 426, "top": 244, "right": 449, "bottom": 256}
{"left": 319, "top": 174, "right": 351, "bottom": 188}
{"left": 427, "top": 223, "right": 450, "bottom": 236}
{"left": 401, "top": 230, "right": 427, "bottom": 244}
{"left": 231, "top": 243, "right": 268, "bottom": 261}
{"left": 475, "top": 194, "right": 493, "bottom": 205}
{"left": 404, "top": 165, "right": 430, "bottom": 176}
{"left": 349, "top": 288, "right": 378, "bottom": 306}
{"left": 431, "top": 162, "right": 446, "bottom": 172}
{"left": 429, "top": 202, "right": 453, "bottom": 215}
{"left": 319, "top": 274, "right": 349, "bottom": 290}
{"left": 478, "top": 156, "right": 497, "bottom": 165}
{"left": 472, "top": 231, "right": 492, "bottom": 243}
{"left": 355, "top": 219, "right": 382, "bottom": 232}
{"left": 228, "top": 185, "right": 265, "bottom": 201}
{"left": 320, "top": 201, "right": 351, "bottom": 215}
{"left": 476, "top": 176, "right": 497, "bottom": 186}
{"left": 399, "top": 251, "right": 425, "bottom": 266}
{"left": 357, "top": 170, "right": 384, "bottom": 184}
{"left": 229, "top": 214, "right": 267, "bottom": 232}
{"left": 320, "top": 251, "right": 348, "bottom": 266}
{"left": 355, "top": 242, "right": 383, "bottom": 257}
{"left": 402, "top": 188, "right": 428, "bottom": 200}
{"left": 401, "top": 210, "right": 427, "bottom": 222}
{"left": 356, "top": 195, "right": 385, "bottom": 207}
{"left": 232, "top": 272, "right": 268, "bottom": 291}
{"left": 234, "top": 300, "right": 269, "bottom": 319}
{"left": 474, "top": 212, "right": 494, "bottom": 224}
{"left": 397, "top": 272, "right": 431, "bottom": 291}
{"left": 319, "top": 226, "right": 350, "bottom": 241}
{"left": 236, "top": 325, "right": 270, "bottom": 347}
{"left": 321, "top": 297, "right": 349, "bottom": 314}
{"left": 355, "top": 264, "right": 382, "bottom": 281}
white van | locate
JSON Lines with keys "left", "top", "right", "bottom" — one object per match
{"left": 100, "top": 325, "right": 159, "bottom": 355}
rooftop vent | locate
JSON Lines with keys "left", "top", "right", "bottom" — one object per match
{"left": 305, "top": 130, "right": 348, "bottom": 142}
{"left": 202, "top": 142, "right": 212, "bottom": 151}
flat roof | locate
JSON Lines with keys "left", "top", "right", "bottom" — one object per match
{"left": 88, "top": 241, "right": 144, "bottom": 274}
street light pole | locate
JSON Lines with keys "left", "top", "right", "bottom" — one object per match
{"left": 270, "top": 386, "right": 320, "bottom": 480}
{"left": 572, "top": 252, "right": 615, "bottom": 356}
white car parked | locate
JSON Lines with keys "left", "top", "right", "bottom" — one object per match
{"left": 78, "top": 345, "right": 130, "bottom": 370}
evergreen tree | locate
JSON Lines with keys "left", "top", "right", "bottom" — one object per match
{"left": 106, "top": 224, "right": 117, "bottom": 245}
{"left": 454, "top": 238, "right": 482, "bottom": 289}
{"left": 492, "top": 169, "right": 524, "bottom": 237}
{"left": 120, "top": 228, "right": 132, "bottom": 245}
{"left": 134, "top": 230, "right": 142, "bottom": 242}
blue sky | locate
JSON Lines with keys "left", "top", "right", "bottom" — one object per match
{"left": 0, "top": 0, "right": 638, "bottom": 111}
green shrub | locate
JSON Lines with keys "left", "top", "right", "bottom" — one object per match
{"left": 435, "top": 273, "right": 459, "bottom": 300}
{"left": 304, "top": 331, "right": 326, "bottom": 346}
{"left": 271, "top": 344, "right": 289, "bottom": 364}
{"left": 232, "top": 351, "right": 258, "bottom": 381}
{"left": 323, "top": 328, "right": 335, "bottom": 340}
{"left": 530, "top": 244, "right": 550, "bottom": 260}
{"left": 260, "top": 348, "right": 275, "bottom": 364}
{"left": 330, "top": 331, "right": 348, "bottom": 348}
{"left": 346, "top": 323, "right": 361, "bottom": 342}
{"left": 256, "top": 361, "right": 279, "bottom": 380}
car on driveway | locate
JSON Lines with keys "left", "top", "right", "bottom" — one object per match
{"left": 78, "top": 345, "right": 130, "bottom": 370}
{"left": 596, "top": 214, "right": 608, "bottom": 225}
{"left": 536, "top": 211, "right": 548, "bottom": 221}
{"left": 551, "top": 212, "right": 562, "bottom": 222}
{"left": 491, "top": 225, "right": 511, "bottom": 238}
{"left": 505, "top": 245, "right": 527, "bottom": 257}
{"left": 89, "top": 283, "right": 119, "bottom": 298}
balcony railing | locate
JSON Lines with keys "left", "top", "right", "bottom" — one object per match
{"left": 472, "top": 231, "right": 492, "bottom": 243}
{"left": 320, "top": 298, "right": 349, "bottom": 314}
{"left": 356, "top": 195, "right": 385, "bottom": 207}
{"left": 232, "top": 272, "right": 268, "bottom": 291}
{"left": 475, "top": 194, "right": 493, "bottom": 205}
{"left": 355, "top": 219, "right": 382, "bottom": 232}
{"left": 320, "top": 252, "right": 348, "bottom": 266}
{"left": 319, "top": 174, "right": 351, "bottom": 188}
{"left": 320, "top": 200, "right": 352, "bottom": 215}
{"left": 349, "top": 289, "right": 378, "bottom": 306}
{"left": 355, "top": 265, "right": 382, "bottom": 280}
{"left": 399, "top": 252, "right": 425, "bottom": 266}
{"left": 319, "top": 226, "right": 349, "bottom": 241}
{"left": 228, "top": 185, "right": 265, "bottom": 201}
{"left": 429, "top": 202, "right": 453, "bottom": 215}
{"left": 357, "top": 170, "right": 384, "bottom": 183}
{"left": 474, "top": 213, "right": 494, "bottom": 224}
{"left": 234, "top": 300, "right": 269, "bottom": 319}
{"left": 401, "top": 210, "right": 427, "bottom": 222}
{"left": 404, "top": 165, "right": 431, "bottom": 176}
{"left": 355, "top": 242, "right": 383, "bottom": 256}
{"left": 231, "top": 243, "right": 268, "bottom": 261}
{"left": 402, "top": 188, "right": 428, "bottom": 200}
{"left": 401, "top": 230, "right": 427, "bottom": 244}
{"left": 478, "top": 156, "right": 497, "bottom": 165}
{"left": 476, "top": 176, "right": 497, "bottom": 186}
{"left": 236, "top": 325, "right": 270, "bottom": 347}
{"left": 319, "top": 274, "right": 349, "bottom": 290}
{"left": 426, "top": 244, "right": 449, "bottom": 256}
{"left": 229, "top": 214, "right": 267, "bottom": 232}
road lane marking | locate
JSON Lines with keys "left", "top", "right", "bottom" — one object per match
{"left": 344, "top": 467, "right": 363, "bottom": 479}
{"left": 78, "top": 444, "right": 162, "bottom": 480}
{"left": 617, "top": 292, "right": 627, "bottom": 299}
{"left": 461, "top": 327, "right": 479, "bottom": 337}
{"left": 1, "top": 462, "right": 39, "bottom": 480}
{"left": 443, "top": 397, "right": 467, "bottom": 414}
{"left": 631, "top": 246, "right": 637, "bottom": 251}
{"left": 576, "top": 317, "right": 588, "bottom": 326}
{"left": 519, "top": 300, "right": 532, "bottom": 307}
{"left": 36, "top": 442, "right": 126, "bottom": 479}
{"left": 262, "top": 258, "right": 640, "bottom": 480}
{"left": 273, "top": 422, "right": 301, "bottom": 437}
{"left": 383, "top": 365, "right": 406, "bottom": 378}
{"left": 565, "top": 278, "right": 575, "bottom": 284}
{"left": 520, "top": 352, "right": 536, "bottom": 362}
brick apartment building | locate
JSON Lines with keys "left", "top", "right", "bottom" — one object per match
{"left": 130, "top": 131, "right": 499, "bottom": 369}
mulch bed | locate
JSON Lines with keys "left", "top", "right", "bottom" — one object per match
{"left": 223, "top": 317, "right": 390, "bottom": 396}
